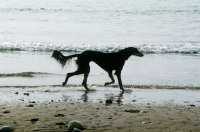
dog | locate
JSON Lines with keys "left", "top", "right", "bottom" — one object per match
{"left": 52, "top": 47, "right": 143, "bottom": 91}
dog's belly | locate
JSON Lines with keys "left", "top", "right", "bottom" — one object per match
{"left": 93, "top": 60, "right": 120, "bottom": 72}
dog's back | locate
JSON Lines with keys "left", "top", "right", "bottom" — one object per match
{"left": 77, "top": 50, "right": 122, "bottom": 72}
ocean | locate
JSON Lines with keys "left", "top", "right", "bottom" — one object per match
{"left": 0, "top": 0, "right": 200, "bottom": 89}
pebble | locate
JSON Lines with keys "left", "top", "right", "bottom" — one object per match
{"left": 125, "top": 109, "right": 140, "bottom": 113}
{"left": 15, "top": 92, "right": 18, "bottom": 94}
{"left": 105, "top": 99, "right": 112, "bottom": 104}
{"left": 116, "top": 100, "right": 122, "bottom": 103}
{"left": 145, "top": 117, "right": 150, "bottom": 120}
{"left": 26, "top": 104, "right": 34, "bottom": 107}
{"left": 55, "top": 122, "right": 66, "bottom": 125}
{"left": 68, "top": 120, "right": 83, "bottom": 132}
{"left": 140, "top": 110, "right": 149, "bottom": 113}
{"left": 146, "top": 106, "right": 151, "bottom": 108}
{"left": 142, "top": 121, "right": 151, "bottom": 124}
{"left": 19, "top": 99, "right": 24, "bottom": 101}
{"left": 55, "top": 113, "right": 65, "bottom": 117}
{"left": 72, "top": 128, "right": 81, "bottom": 132}
{"left": 30, "top": 118, "right": 39, "bottom": 122}
{"left": 3, "top": 110, "right": 10, "bottom": 114}
{"left": 0, "top": 126, "right": 13, "bottom": 132}
{"left": 24, "top": 93, "right": 29, "bottom": 96}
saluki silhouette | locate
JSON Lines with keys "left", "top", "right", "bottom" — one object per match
{"left": 52, "top": 47, "right": 143, "bottom": 91}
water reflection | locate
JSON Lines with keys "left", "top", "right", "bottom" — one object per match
{"left": 81, "top": 90, "right": 89, "bottom": 102}
{"left": 79, "top": 89, "right": 130, "bottom": 105}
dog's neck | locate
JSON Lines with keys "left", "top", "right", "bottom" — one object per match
{"left": 118, "top": 50, "right": 132, "bottom": 60}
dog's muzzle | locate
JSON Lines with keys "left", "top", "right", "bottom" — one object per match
{"left": 136, "top": 53, "right": 144, "bottom": 57}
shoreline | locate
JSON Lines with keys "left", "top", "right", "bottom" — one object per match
{"left": 0, "top": 87, "right": 200, "bottom": 106}
{"left": 1, "top": 84, "right": 200, "bottom": 89}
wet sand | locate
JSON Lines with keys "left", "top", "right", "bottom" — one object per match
{"left": 0, "top": 87, "right": 200, "bottom": 132}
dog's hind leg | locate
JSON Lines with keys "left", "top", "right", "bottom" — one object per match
{"left": 104, "top": 72, "right": 115, "bottom": 86}
{"left": 82, "top": 65, "right": 90, "bottom": 90}
{"left": 115, "top": 71, "right": 125, "bottom": 91}
{"left": 62, "top": 70, "right": 84, "bottom": 86}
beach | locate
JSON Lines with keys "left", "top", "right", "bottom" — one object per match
{"left": 1, "top": 0, "right": 200, "bottom": 131}
{"left": 0, "top": 86, "right": 200, "bottom": 132}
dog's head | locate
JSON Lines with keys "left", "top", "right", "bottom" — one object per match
{"left": 126, "top": 47, "right": 144, "bottom": 57}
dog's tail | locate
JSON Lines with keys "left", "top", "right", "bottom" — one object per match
{"left": 52, "top": 50, "right": 79, "bottom": 67}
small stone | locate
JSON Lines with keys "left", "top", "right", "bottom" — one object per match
{"left": 55, "top": 113, "right": 65, "bottom": 117}
{"left": 32, "top": 128, "right": 39, "bottom": 131}
{"left": 125, "top": 109, "right": 140, "bottom": 113}
{"left": 55, "top": 122, "right": 66, "bottom": 125}
{"left": 142, "top": 121, "right": 151, "bottom": 124}
{"left": 68, "top": 120, "right": 83, "bottom": 132}
{"left": 3, "top": 110, "right": 10, "bottom": 114}
{"left": 145, "top": 117, "right": 150, "bottom": 120}
{"left": 72, "top": 128, "right": 81, "bottom": 132}
{"left": 106, "top": 99, "right": 112, "bottom": 104}
{"left": 0, "top": 126, "right": 13, "bottom": 132}
{"left": 44, "top": 90, "right": 50, "bottom": 92}
{"left": 24, "top": 93, "right": 29, "bottom": 96}
{"left": 190, "top": 104, "right": 195, "bottom": 107}
{"left": 30, "top": 118, "right": 39, "bottom": 122}
{"left": 26, "top": 104, "right": 34, "bottom": 107}
{"left": 146, "top": 106, "right": 151, "bottom": 108}
{"left": 140, "top": 111, "right": 149, "bottom": 113}
{"left": 116, "top": 100, "right": 122, "bottom": 103}
{"left": 15, "top": 92, "right": 18, "bottom": 94}
{"left": 132, "top": 100, "right": 136, "bottom": 102}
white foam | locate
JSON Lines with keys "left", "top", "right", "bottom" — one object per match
{"left": 0, "top": 41, "right": 200, "bottom": 54}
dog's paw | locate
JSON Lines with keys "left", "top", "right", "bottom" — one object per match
{"left": 120, "top": 88, "right": 125, "bottom": 91}
{"left": 62, "top": 82, "right": 66, "bottom": 86}
{"left": 104, "top": 82, "right": 110, "bottom": 86}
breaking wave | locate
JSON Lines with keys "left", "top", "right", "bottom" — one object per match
{"left": 0, "top": 42, "right": 200, "bottom": 54}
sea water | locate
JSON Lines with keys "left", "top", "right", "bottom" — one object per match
{"left": 0, "top": 0, "right": 200, "bottom": 89}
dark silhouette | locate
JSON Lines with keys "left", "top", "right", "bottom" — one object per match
{"left": 52, "top": 47, "right": 143, "bottom": 91}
